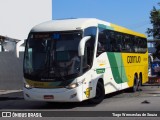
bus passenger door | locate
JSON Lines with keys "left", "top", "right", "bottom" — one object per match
{"left": 82, "top": 41, "right": 95, "bottom": 100}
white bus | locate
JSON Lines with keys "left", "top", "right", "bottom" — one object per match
{"left": 23, "top": 18, "right": 148, "bottom": 103}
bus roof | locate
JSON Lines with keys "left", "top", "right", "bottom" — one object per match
{"left": 31, "top": 18, "right": 146, "bottom": 38}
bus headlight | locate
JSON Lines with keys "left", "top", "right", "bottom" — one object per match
{"left": 24, "top": 83, "right": 32, "bottom": 89}
{"left": 66, "top": 83, "right": 80, "bottom": 89}
{"left": 66, "top": 79, "right": 85, "bottom": 89}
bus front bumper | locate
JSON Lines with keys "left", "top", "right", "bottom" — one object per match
{"left": 23, "top": 86, "right": 83, "bottom": 102}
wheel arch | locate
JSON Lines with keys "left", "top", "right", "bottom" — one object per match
{"left": 95, "top": 78, "right": 105, "bottom": 93}
{"left": 134, "top": 73, "right": 138, "bottom": 79}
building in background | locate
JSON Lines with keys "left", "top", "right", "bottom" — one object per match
{"left": 0, "top": 35, "right": 20, "bottom": 52}
{"left": 0, "top": 0, "right": 52, "bottom": 90}
{"left": 0, "top": 0, "right": 52, "bottom": 52}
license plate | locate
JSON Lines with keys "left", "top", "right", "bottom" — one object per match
{"left": 44, "top": 95, "right": 54, "bottom": 99}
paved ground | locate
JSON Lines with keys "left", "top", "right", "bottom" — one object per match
{"left": 0, "top": 84, "right": 160, "bottom": 119}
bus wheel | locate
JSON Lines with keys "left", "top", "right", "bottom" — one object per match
{"left": 137, "top": 76, "right": 142, "bottom": 91}
{"left": 132, "top": 76, "right": 139, "bottom": 92}
{"left": 89, "top": 82, "right": 105, "bottom": 104}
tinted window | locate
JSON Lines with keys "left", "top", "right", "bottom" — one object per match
{"left": 97, "top": 27, "right": 147, "bottom": 56}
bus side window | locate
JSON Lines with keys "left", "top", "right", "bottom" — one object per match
{"left": 109, "top": 31, "right": 118, "bottom": 52}
{"left": 116, "top": 33, "right": 123, "bottom": 52}
{"left": 97, "top": 28, "right": 106, "bottom": 57}
{"left": 106, "top": 32, "right": 111, "bottom": 51}
{"left": 121, "top": 34, "right": 132, "bottom": 52}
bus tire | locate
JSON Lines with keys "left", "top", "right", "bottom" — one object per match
{"left": 131, "top": 76, "right": 139, "bottom": 92}
{"left": 137, "top": 75, "right": 142, "bottom": 91}
{"left": 89, "top": 82, "right": 105, "bottom": 104}
{"left": 139, "top": 74, "right": 143, "bottom": 86}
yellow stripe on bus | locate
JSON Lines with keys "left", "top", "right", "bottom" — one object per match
{"left": 110, "top": 23, "right": 146, "bottom": 38}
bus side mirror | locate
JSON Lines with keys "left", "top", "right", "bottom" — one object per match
{"left": 16, "top": 39, "right": 26, "bottom": 58}
{"left": 78, "top": 36, "right": 91, "bottom": 56}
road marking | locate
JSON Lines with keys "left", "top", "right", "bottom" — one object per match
{"left": 0, "top": 90, "right": 22, "bottom": 95}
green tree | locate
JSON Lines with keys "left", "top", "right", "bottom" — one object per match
{"left": 147, "top": 3, "right": 160, "bottom": 38}
{"left": 147, "top": 3, "right": 160, "bottom": 59}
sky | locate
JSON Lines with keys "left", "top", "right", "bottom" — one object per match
{"left": 52, "top": 0, "right": 160, "bottom": 38}
{"left": 0, "top": 0, "right": 52, "bottom": 40}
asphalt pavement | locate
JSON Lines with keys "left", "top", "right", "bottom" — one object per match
{"left": 0, "top": 83, "right": 160, "bottom": 119}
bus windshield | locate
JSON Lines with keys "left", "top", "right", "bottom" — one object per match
{"left": 24, "top": 31, "right": 82, "bottom": 81}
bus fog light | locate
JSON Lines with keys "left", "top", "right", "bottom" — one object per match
{"left": 70, "top": 93, "right": 77, "bottom": 98}
{"left": 25, "top": 94, "right": 30, "bottom": 98}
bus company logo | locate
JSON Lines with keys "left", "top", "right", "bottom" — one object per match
{"left": 2, "top": 112, "right": 11, "bottom": 117}
{"left": 127, "top": 56, "right": 141, "bottom": 64}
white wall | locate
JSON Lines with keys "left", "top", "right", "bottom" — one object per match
{"left": 0, "top": 0, "right": 52, "bottom": 40}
